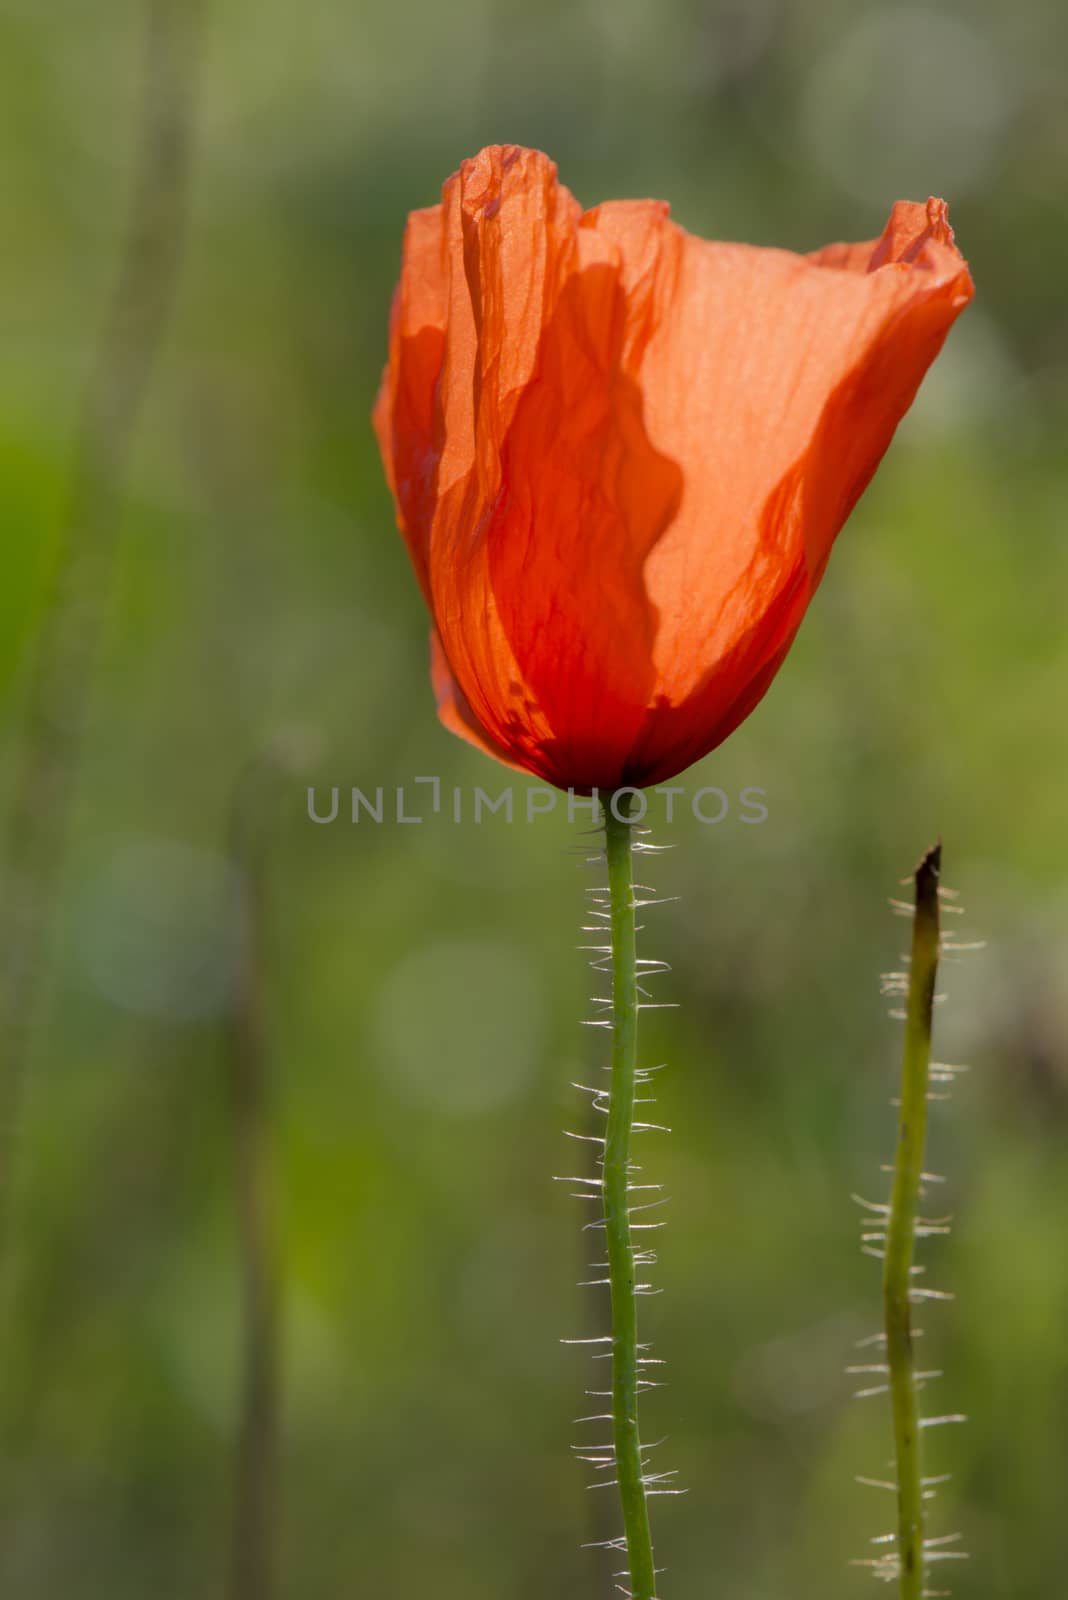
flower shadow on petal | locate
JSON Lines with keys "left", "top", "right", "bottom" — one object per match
{"left": 626, "top": 508, "right": 809, "bottom": 789}
{"left": 483, "top": 261, "right": 685, "bottom": 790}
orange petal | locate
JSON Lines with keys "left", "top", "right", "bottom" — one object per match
{"left": 630, "top": 196, "right": 973, "bottom": 765}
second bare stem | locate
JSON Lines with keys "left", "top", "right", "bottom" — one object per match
{"left": 883, "top": 844, "right": 942, "bottom": 1600}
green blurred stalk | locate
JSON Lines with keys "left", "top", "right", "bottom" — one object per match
{"left": 0, "top": 0, "right": 204, "bottom": 1256}
{"left": 226, "top": 759, "right": 282, "bottom": 1600}
{"left": 603, "top": 795, "right": 657, "bottom": 1599}
{"left": 883, "top": 844, "right": 942, "bottom": 1600}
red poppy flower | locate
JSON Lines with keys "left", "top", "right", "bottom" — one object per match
{"left": 373, "top": 145, "right": 973, "bottom": 792}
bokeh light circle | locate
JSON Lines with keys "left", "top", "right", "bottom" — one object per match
{"left": 373, "top": 938, "right": 544, "bottom": 1114}
{"left": 801, "top": 8, "right": 1014, "bottom": 204}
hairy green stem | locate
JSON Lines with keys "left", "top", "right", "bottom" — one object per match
{"left": 603, "top": 795, "right": 657, "bottom": 1599}
{"left": 883, "top": 844, "right": 942, "bottom": 1599}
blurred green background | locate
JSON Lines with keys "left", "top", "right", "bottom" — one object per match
{"left": 1, "top": 0, "right": 1066, "bottom": 1595}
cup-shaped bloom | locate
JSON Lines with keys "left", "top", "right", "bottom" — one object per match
{"left": 374, "top": 145, "right": 973, "bottom": 791}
